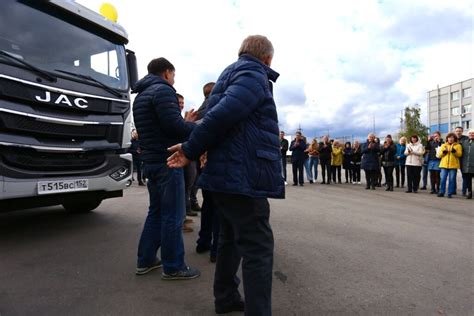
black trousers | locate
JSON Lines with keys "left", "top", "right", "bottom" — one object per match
{"left": 190, "top": 163, "right": 201, "bottom": 206}
{"left": 364, "top": 169, "right": 377, "bottom": 188}
{"left": 344, "top": 167, "right": 353, "bottom": 183}
{"left": 132, "top": 154, "right": 143, "bottom": 183}
{"left": 430, "top": 170, "right": 440, "bottom": 192}
{"left": 406, "top": 165, "right": 422, "bottom": 192}
{"left": 184, "top": 161, "right": 197, "bottom": 213}
{"left": 462, "top": 173, "right": 473, "bottom": 193}
{"left": 352, "top": 165, "right": 361, "bottom": 182}
{"left": 212, "top": 192, "right": 273, "bottom": 316}
{"left": 292, "top": 160, "right": 304, "bottom": 185}
{"left": 197, "top": 190, "right": 220, "bottom": 257}
{"left": 320, "top": 159, "right": 331, "bottom": 183}
{"left": 395, "top": 165, "right": 405, "bottom": 187}
{"left": 332, "top": 165, "right": 341, "bottom": 183}
{"left": 383, "top": 166, "right": 394, "bottom": 187}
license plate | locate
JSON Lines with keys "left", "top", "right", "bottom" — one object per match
{"left": 37, "top": 179, "right": 89, "bottom": 195}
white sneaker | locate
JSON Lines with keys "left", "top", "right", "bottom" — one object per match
{"left": 358, "top": 182, "right": 361, "bottom": 185}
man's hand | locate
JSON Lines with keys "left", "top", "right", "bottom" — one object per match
{"left": 184, "top": 109, "right": 198, "bottom": 122}
{"left": 167, "top": 144, "right": 190, "bottom": 168}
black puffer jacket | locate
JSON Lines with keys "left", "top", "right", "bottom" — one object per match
{"left": 132, "top": 74, "right": 195, "bottom": 163}
{"left": 352, "top": 147, "right": 362, "bottom": 165}
{"left": 381, "top": 143, "right": 396, "bottom": 166}
{"left": 319, "top": 142, "right": 332, "bottom": 161}
{"left": 425, "top": 139, "right": 443, "bottom": 160}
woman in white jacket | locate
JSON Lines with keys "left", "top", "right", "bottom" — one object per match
{"left": 404, "top": 135, "right": 425, "bottom": 193}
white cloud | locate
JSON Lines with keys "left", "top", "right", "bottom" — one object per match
{"left": 78, "top": 0, "right": 473, "bottom": 139}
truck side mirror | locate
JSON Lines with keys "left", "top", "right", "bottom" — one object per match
{"left": 126, "top": 49, "right": 138, "bottom": 91}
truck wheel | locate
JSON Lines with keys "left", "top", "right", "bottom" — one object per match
{"left": 62, "top": 200, "right": 102, "bottom": 213}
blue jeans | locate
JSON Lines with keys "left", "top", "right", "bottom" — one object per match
{"left": 304, "top": 158, "right": 312, "bottom": 181}
{"left": 281, "top": 156, "right": 287, "bottom": 181}
{"left": 309, "top": 157, "right": 319, "bottom": 181}
{"left": 422, "top": 164, "right": 428, "bottom": 187}
{"left": 439, "top": 168, "right": 457, "bottom": 195}
{"left": 137, "top": 163, "right": 186, "bottom": 273}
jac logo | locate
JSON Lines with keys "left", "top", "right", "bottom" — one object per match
{"left": 35, "top": 91, "right": 88, "bottom": 109}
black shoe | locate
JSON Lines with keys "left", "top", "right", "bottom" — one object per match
{"left": 437, "top": 193, "right": 444, "bottom": 197}
{"left": 292, "top": 183, "right": 298, "bottom": 186}
{"left": 321, "top": 181, "right": 326, "bottom": 184}
{"left": 186, "top": 210, "right": 198, "bottom": 217}
{"left": 215, "top": 299, "right": 245, "bottom": 314}
{"left": 413, "top": 190, "right": 418, "bottom": 193}
{"left": 396, "top": 185, "right": 400, "bottom": 188}
{"left": 389, "top": 186, "right": 394, "bottom": 191}
{"left": 467, "top": 193, "right": 472, "bottom": 199}
{"left": 138, "top": 182, "right": 145, "bottom": 186}
{"left": 300, "top": 183, "right": 304, "bottom": 186}
{"left": 162, "top": 266, "right": 200, "bottom": 280}
{"left": 365, "top": 186, "right": 370, "bottom": 190}
{"left": 309, "top": 180, "right": 314, "bottom": 184}
{"left": 196, "top": 245, "right": 210, "bottom": 254}
{"left": 462, "top": 192, "right": 467, "bottom": 197}
{"left": 405, "top": 190, "right": 412, "bottom": 193}
{"left": 385, "top": 187, "right": 390, "bottom": 191}
{"left": 371, "top": 186, "right": 376, "bottom": 190}
{"left": 210, "top": 256, "right": 217, "bottom": 263}
{"left": 430, "top": 190, "right": 436, "bottom": 194}
{"left": 447, "top": 194, "right": 452, "bottom": 198}
{"left": 420, "top": 186, "right": 427, "bottom": 190}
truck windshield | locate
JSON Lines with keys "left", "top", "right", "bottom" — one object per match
{"left": 0, "top": 0, "right": 128, "bottom": 91}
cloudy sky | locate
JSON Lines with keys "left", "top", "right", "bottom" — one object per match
{"left": 80, "top": 0, "right": 473, "bottom": 140}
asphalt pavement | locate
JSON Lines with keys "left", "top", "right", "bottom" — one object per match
{"left": 0, "top": 173, "right": 473, "bottom": 315}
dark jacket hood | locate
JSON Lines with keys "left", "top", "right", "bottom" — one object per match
{"left": 132, "top": 74, "right": 175, "bottom": 94}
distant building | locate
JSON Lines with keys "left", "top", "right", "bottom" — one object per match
{"left": 428, "top": 78, "right": 472, "bottom": 137}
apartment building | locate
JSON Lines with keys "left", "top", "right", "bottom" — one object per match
{"left": 428, "top": 78, "right": 472, "bottom": 137}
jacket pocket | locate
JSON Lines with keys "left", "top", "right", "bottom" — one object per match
{"left": 254, "top": 149, "right": 281, "bottom": 191}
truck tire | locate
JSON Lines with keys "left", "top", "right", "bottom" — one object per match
{"left": 62, "top": 200, "right": 102, "bottom": 213}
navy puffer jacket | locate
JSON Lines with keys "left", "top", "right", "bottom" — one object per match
{"left": 182, "top": 55, "right": 284, "bottom": 199}
{"left": 132, "top": 74, "right": 195, "bottom": 163}
{"left": 361, "top": 141, "right": 380, "bottom": 170}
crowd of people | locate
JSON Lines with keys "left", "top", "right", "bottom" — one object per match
{"left": 125, "top": 33, "right": 472, "bottom": 316}
{"left": 281, "top": 127, "right": 474, "bottom": 199}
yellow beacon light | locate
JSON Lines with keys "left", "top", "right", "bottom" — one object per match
{"left": 99, "top": 3, "right": 118, "bottom": 22}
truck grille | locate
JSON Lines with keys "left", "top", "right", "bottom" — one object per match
{"left": 0, "top": 111, "right": 121, "bottom": 143}
{"left": 1, "top": 148, "right": 106, "bottom": 171}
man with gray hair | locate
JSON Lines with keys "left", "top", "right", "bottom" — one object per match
{"left": 167, "top": 35, "right": 283, "bottom": 315}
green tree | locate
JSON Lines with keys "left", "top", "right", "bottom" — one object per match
{"left": 399, "top": 105, "right": 429, "bottom": 143}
